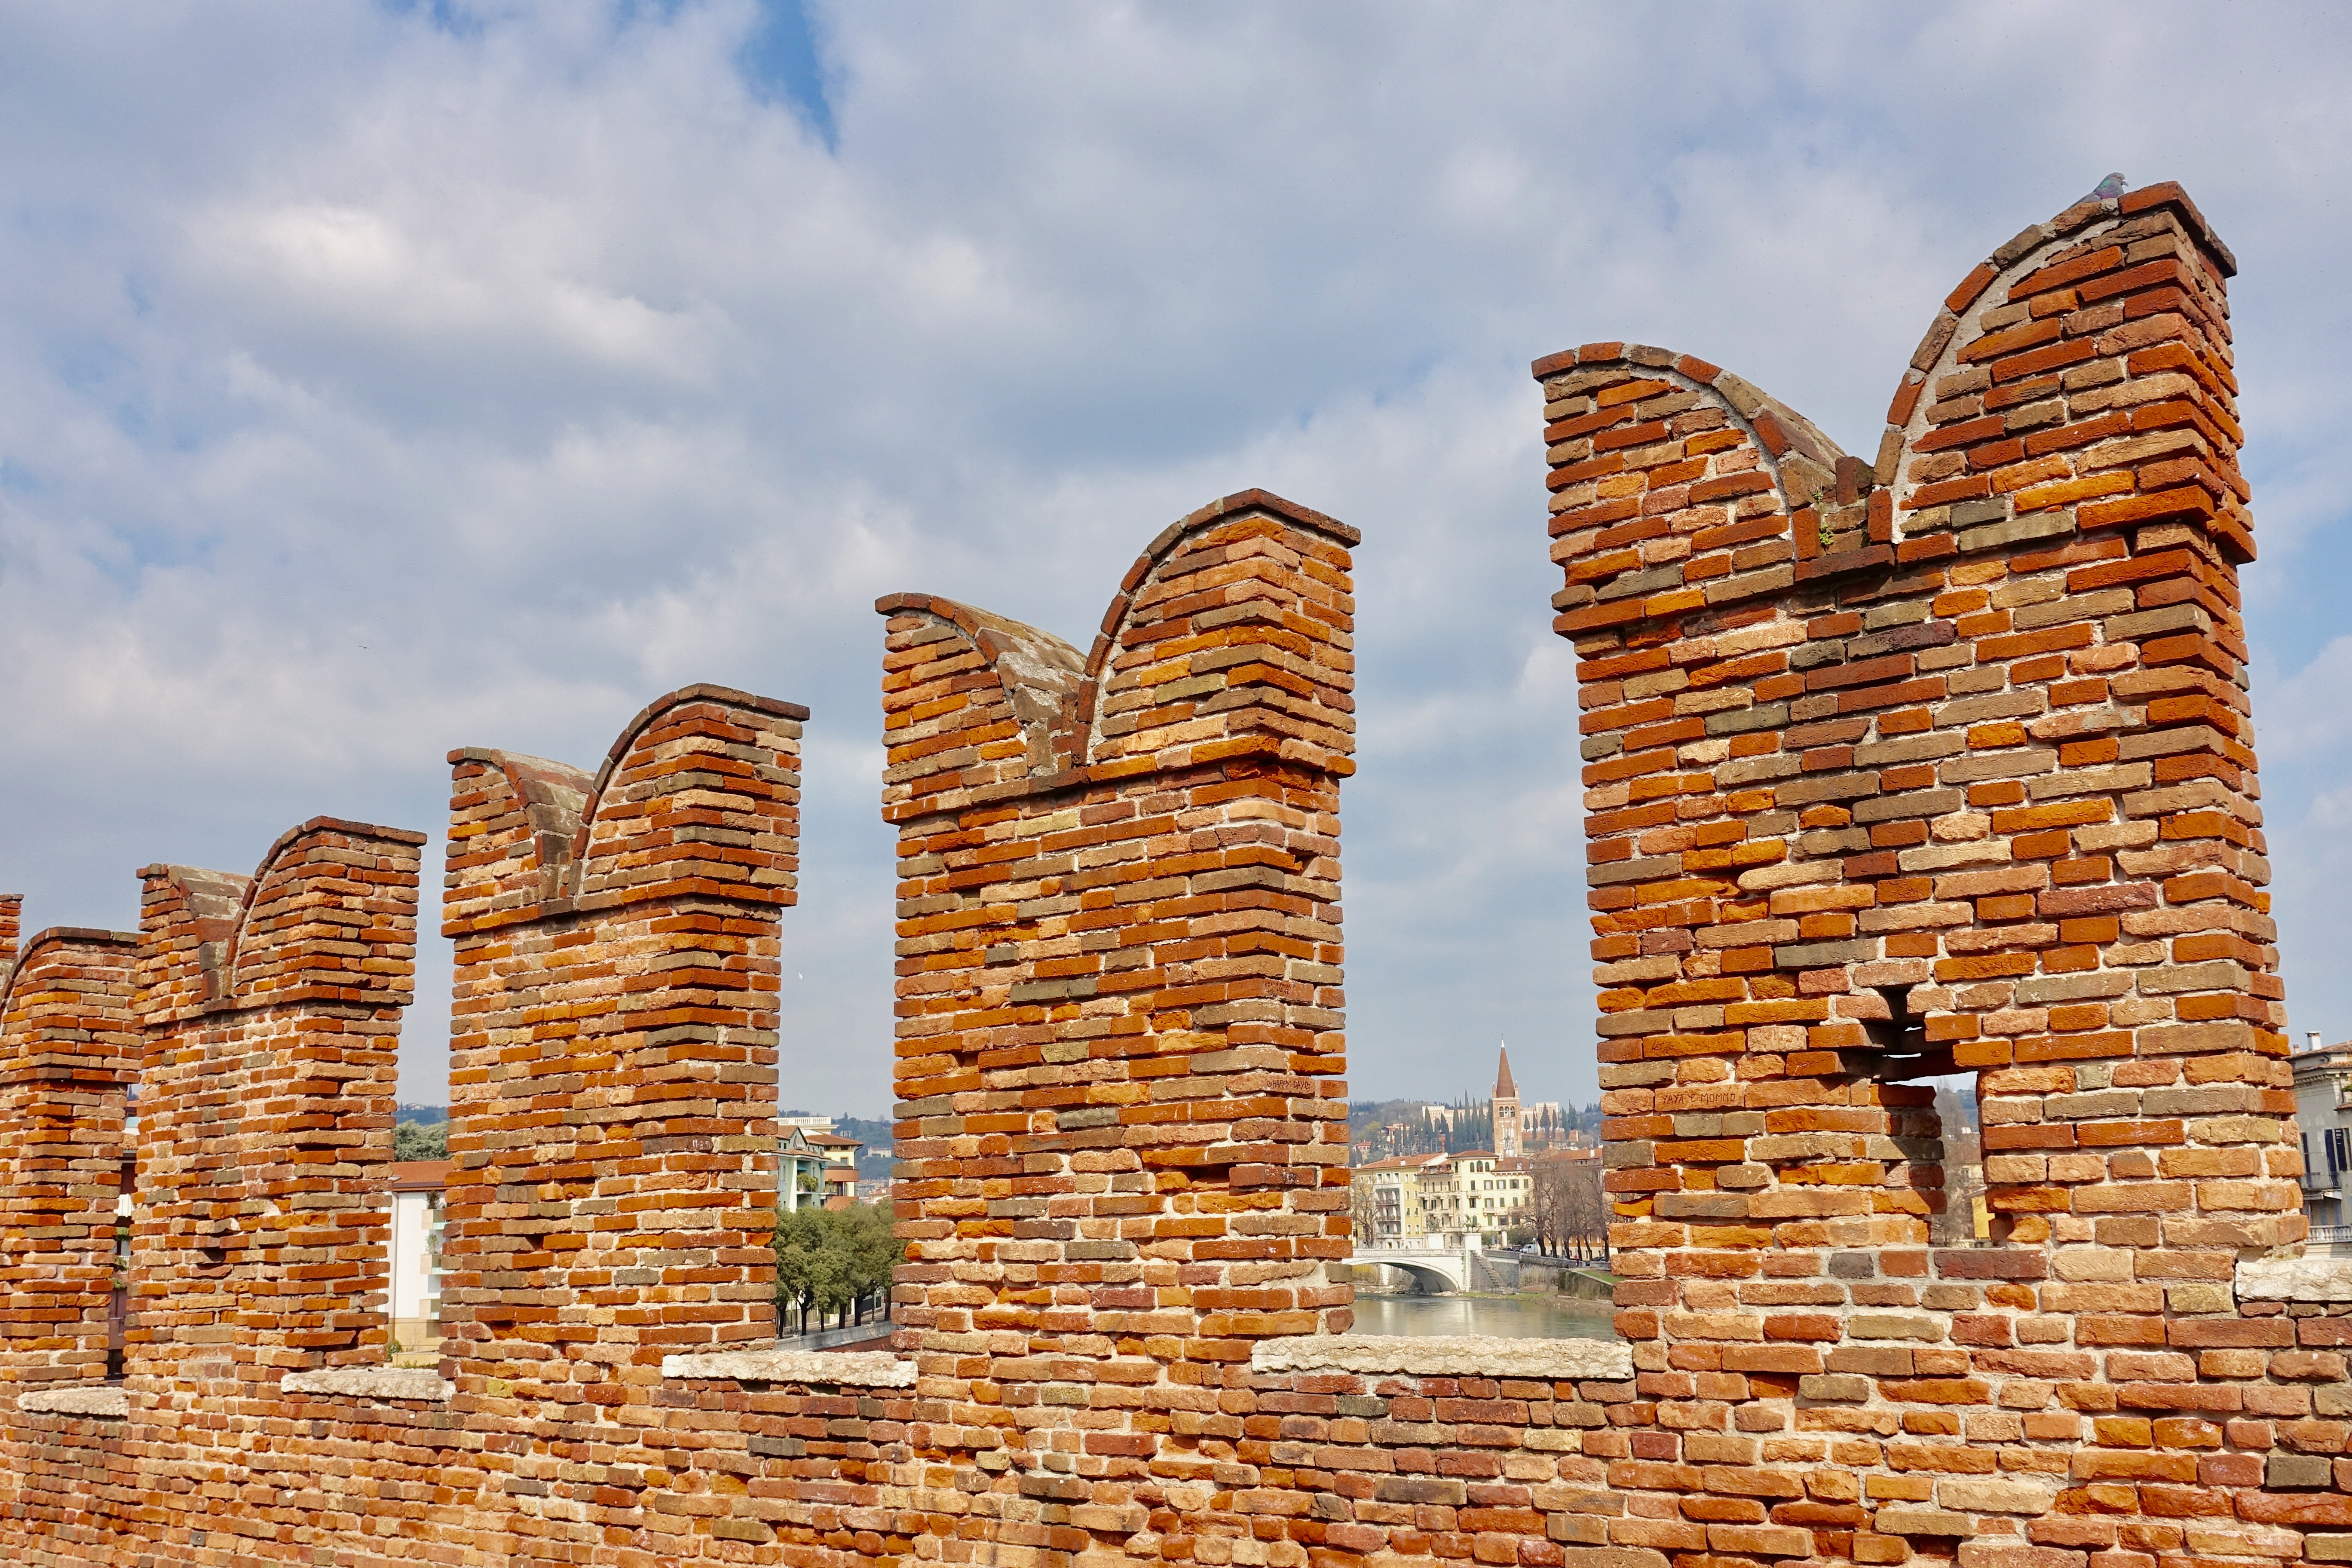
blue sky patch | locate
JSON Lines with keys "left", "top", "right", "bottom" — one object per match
{"left": 737, "top": 0, "right": 836, "bottom": 150}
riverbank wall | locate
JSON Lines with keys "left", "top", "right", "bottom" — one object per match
{"left": 1508, "top": 1258, "right": 1619, "bottom": 1300}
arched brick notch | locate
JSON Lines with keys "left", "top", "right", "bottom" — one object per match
{"left": 0, "top": 920, "right": 137, "bottom": 1388}
{"left": 1539, "top": 182, "right": 2312, "bottom": 1553}
{"left": 439, "top": 682, "right": 802, "bottom": 1561}
{"left": 877, "top": 490, "right": 1356, "bottom": 1550}
{"left": 131, "top": 819, "right": 425, "bottom": 1386}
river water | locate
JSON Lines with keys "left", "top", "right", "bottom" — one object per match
{"left": 1349, "top": 1293, "right": 1621, "bottom": 1341}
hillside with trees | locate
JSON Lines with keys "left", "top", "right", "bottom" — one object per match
{"left": 1347, "top": 1096, "right": 1600, "bottom": 1161}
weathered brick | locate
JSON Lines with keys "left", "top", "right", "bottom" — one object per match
{"left": 1532, "top": 180, "right": 2297, "bottom": 1568}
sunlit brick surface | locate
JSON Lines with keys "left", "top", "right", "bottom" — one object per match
{"left": 0, "top": 912, "right": 136, "bottom": 1390}
{"left": 876, "top": 491, "right": 1360, "bottom": 1561}
{"left": 0, "top": 184, "right": 2343, "bottom": 1568}
{"left": 1542, "top": 182, "right": 2342, "bottom": 1566}
{"left": 435, "top": 683, "right": 804, "bottom": 1558}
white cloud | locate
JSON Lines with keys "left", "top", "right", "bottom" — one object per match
{"left": 2256, "top": 637, "right": 2352, "bottom": 766}
{"left": 2, "top": 0, "right": 2350, "bottom": 1112}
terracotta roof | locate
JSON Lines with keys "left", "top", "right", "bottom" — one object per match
{"left": 1495, "top": 1045, "right": 1517, "bottom": 1097}
{"left": 387, "top": 1160, "right": 451, "bottom": 1191}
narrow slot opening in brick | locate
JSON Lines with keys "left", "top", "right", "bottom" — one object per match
{"left": 1850, "top": 984, "right": 1953, "bottom": 1250}
{"left": 108, "top": 1150, "right": 130, "bottom": 1381}
{"left": 1932, "top": 1075, "right": 1987, "bottom": 1247}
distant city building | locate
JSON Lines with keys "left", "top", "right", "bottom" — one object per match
{"left": 779, "top": 1125, "right": 863, "bottom": 1211}
{"left": 805, "top": 1130, "right": 864, "bottom": 1201}
{"left": 387, "top": 1159, "right": 448, "bottom": 1352}
{"left": 2294, "top": 1032, "right": 2352, "bottom": 1233}
{"left": 1492, "top": 1045, "right": 1520, "bottom": 1158}
{"left": 1420, "top": 1149, "right": 1531, "bottom": 1248}
{"left": 777, "top": 1114, "right": 836, "bottom": 1135}
{"left": 1352, "top": 1154, "right": 1446, "bottom": 1243}
{"left": 1347, "top": 1050, "right": 1587, "bottom": 1215}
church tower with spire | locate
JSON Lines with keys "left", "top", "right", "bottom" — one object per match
{"left": 1492, "top": 1043, "right": 1520, "bottom": 1158}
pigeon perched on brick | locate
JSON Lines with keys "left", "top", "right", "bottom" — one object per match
{"left": 2087, "top": 171, "right": 2127, "bottom": 202}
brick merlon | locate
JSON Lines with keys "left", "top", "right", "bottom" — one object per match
{"left": 0, "top": 927, "right": 139, "bottom": 1029}
{"left": 136, "top": 817, "right": 425, "bottom": 1020}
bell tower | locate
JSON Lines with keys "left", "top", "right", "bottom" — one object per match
{"left": 1492, "top": 1042, "right": 1520, "bottom": 1158}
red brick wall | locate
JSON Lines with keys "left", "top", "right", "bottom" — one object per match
{"left": 675, "top": 1352, "right": 1646, "bottom": 1568}
{"left": 0, "top": 923, "right": 136, "bottom": 1390}
{"left": 135, "top": 819, "right": 425, "bottom": 1376}
{"left": 1541, "top": 181, "right": 2337, "bottom": 1563}
{"left": 875, "top": 490, "right": 1360, "bottom": 1561}
{"left": 128, "top": 817, "right": 428, "bottom": 1560}
{"left": 0, "top": 1406, "right": 133, "bottom": 1566}
{"left": 0, "top": 181, "right": 2344, "bottom": 1568}
{"left": 438, "top": 681, "right": 805, "bottom": 1558}
{"left": 0, "top": 896, "right": 140, "bottom": 1565}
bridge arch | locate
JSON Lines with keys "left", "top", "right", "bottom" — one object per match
{"left": 1376, "top": 1261, "right": 1458, "bottom": 1295}
{"left": 1344, "top": 1250, "right": 1468, "bottom": 1292}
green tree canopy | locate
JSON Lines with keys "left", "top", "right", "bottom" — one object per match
{"left": 773, "top": 1201, "right": 901, "bottom": 1335}
{"left": 393, "top": 1121, "right": 447, "bottom": 1161}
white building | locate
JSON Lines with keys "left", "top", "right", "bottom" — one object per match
{"left": 2293, "top": 1033, "right": 2352, "bottom": 1243}
{"left": 387, "top": 1159, "right": 447, "bottom": 1351}
{"left": 778, "top": 1125, "right": 863, "bottom": 1211}
{"left": 1420, "top": 1151, "right": 1531, "bottom": 1249}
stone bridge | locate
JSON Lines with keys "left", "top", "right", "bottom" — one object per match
{"left": 1344, "top": 1242, "right": 1478, "bottom": 1292}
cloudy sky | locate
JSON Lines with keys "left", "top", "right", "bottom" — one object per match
{"left": 3, "top": 2, "right": 2349, "bottom": 1118}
